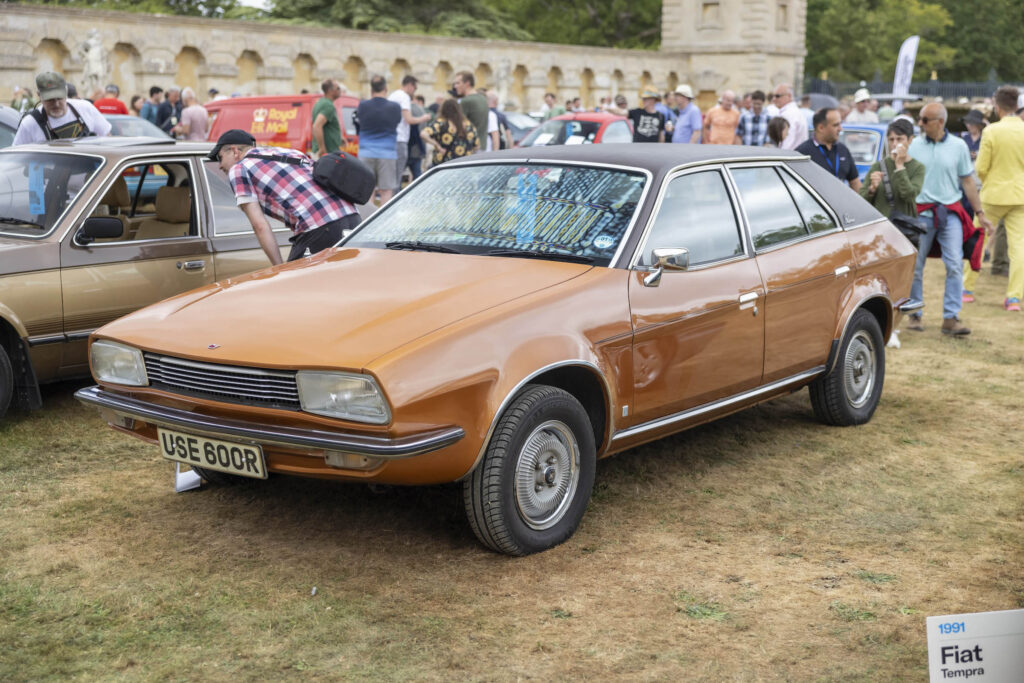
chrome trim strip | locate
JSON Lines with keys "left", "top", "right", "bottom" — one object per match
{"left": 148, "top": 354, "right": 294, "bottom": 378}
{"left": 463, "top": 359, "right": 615, "bottom": 480}
{"left": 898, "top": 300, "right": 924, "bottom": 312}
{"left": 26, "top": 334, "right": 66, "bottom": 347}
{"left": 74, "top": 385, "right": 464, "bottom": 458}
{"left": 65, "top": 331, "right": 93, "bottom": 342}
{"left": 611, "top": 366, "right": 825, "bottom": 442}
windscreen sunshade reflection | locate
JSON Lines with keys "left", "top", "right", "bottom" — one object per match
{"left": 347, "top": 164, "right": 647, "bottom": 265}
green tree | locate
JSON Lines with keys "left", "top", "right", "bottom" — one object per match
{"left": 934, "top": 0, "right": 1024, "bottom": 81}
{"left": 11, "top": 0, "right": 243, "bottom": 17}
{"left": 504, "top": 0, "right": 661, "bottom": 49}
{"left": 805, "top": 0, "right": 953, "bottom": 82}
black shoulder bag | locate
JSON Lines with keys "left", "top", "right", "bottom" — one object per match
{"left": 252, "top": 151, "right": 374, "bottom": 205}
{"left": 879, "top": 158, "right": 927, "bottom": 249}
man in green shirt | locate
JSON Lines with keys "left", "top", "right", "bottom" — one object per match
{"left": 454, "top": 71, "right": 488, "bottom": 148}
{"left": 312, "top": 78, "right": 343, "bottom": 159}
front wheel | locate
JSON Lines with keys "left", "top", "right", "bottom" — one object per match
{"left": 463, "top": 385, "right": 596, "bottom": 556}
{"left": 809, "top": 309, "right": 885, "bottom": 426}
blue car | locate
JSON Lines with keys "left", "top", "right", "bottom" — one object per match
{"left": 839, "top": 123, "right": 888, "bottom": 183}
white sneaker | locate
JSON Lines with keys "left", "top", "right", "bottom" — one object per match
{"left": 886, "top": 329, "right": 901, "bottom": 349}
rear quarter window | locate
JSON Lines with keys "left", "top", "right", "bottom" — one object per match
{"left": 786, "top": 159, "right": 884, "bottom": 228}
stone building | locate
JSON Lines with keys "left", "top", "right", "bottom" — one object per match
{"left": 1, "top": 3, "right": 806, "bottom": 112}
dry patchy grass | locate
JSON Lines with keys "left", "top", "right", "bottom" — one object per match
{"left": 1, "top": 263, "right": 1022, "bottom": 681}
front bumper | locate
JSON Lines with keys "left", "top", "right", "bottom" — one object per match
{"left": 75, "top": 385, "right": 465, "bottom": 459}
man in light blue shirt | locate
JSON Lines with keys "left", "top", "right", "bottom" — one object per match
{"left": 905, "top": 102, "right": 992, "bottom": 336}
{"left": 671, "top": 84, "right": 702, "bottom": 144}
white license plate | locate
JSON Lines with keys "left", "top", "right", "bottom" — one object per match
{"left": 157, "top": 428, "right": 267, "bottom": 479}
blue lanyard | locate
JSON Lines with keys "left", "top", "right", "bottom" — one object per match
{"left": 816, "top": 143, "right": 839, "bottom": 177}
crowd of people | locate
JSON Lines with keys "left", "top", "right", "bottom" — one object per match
{"left": 9, "top": 68, "right": 1024, "bottom": 322}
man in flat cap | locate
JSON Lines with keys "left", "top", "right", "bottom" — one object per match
{"left": 13, "top": 71, "right": 110, "bottom": 145}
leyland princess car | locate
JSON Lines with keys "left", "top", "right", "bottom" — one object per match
{"left": 0, "top": 138, "right": 295, "bottom": 418}
{"left": 77, "top": 145, "right": 917, "bottom": 556}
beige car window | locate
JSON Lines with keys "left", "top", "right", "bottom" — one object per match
{"left": 639, "top": 169, "right": 743, "bottom": 266}
{"left": 203, "top": 161, "right": 286, "bottom": 236}
{"left": 90, "top": 161, "right": 196, "bottom": 242}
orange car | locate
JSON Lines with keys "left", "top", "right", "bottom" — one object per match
{"left": 77, "top": 145, "right": 918, "bottom": 555}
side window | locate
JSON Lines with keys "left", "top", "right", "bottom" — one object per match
{"left": 639, "top": 169, "right": 743, "bottom": 266}
{"left": 730, "top": 166, "right": 808, "bottom": 250}
{"left": 89, "top": 160, "right": 195, "bottom": 242}
{"left": 780, "top": 169, "right": 837, "bottom": 234}
{"left": 203, "top": 161, "right": 286, "bottom": 235}
{"left": 602, "top": 121, "right": 632, "bottom": 144}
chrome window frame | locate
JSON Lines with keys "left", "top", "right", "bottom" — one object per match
{"left": 65, "top": 154, "right": 206, "bottom": 247}
{"left": 337, "top": 157, "right": 655, "bottom": 269}
{"left": 0, "top": 149, "right": 107, "bottom": 241}
{"left": 627, "top": 163, "right": 751, "bottom": 272}
{"left": 724, "top": 161, "right": 843, "bottom": 256}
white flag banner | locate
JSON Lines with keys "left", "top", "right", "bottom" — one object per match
{"left": 893, "top": 35, "right": 920, "bottom": 112}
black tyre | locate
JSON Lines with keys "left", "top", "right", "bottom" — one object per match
{"left": 809, "top": 309, "right": 885, "bottom": 426}
{"left": 0, "top": 344, "right": 13, "bottom": 420}
{"left": 191, "top": 466, "right": 246, "bottom": 486}
{"left": 463, "top": 385, "right": 596, "bottom": 556}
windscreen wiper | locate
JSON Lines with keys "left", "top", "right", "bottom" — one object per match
{"left": 384, "top": 240, "right": 461, "bottom": 254}
{"left": 0, "top": 217, "right": 44, "bottom": 229}
{"left": 485, "top": 248, "right": 594, "bottom": 264}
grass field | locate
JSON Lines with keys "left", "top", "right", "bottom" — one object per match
{"left": 1, "top": 263, "right": 1021, "bottom": 681}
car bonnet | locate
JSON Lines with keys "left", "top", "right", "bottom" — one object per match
{"left": 93, "top": 247, "right": 592, "bottom": 371}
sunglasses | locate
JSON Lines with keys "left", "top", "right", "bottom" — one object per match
{"left": 772, "top": 93, "right": 785, "bottom": 98}
{"left": 918, "top": 117, "right": 936, "bottom": 124}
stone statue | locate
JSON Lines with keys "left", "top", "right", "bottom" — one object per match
{"left": 496, "top": 58, "right": 511, "bottom": 107}
{"left": 79, "top": 29, "right": 107, "bottom": 96}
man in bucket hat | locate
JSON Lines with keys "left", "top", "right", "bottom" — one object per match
{"left": 211, "top": 129, "right": 360, "bottom": 264}
{"left": 13, "top": 71, "right": 110, "bottom": 145}
{"left": 671, "top": 84, "right": 703, "bottom": 144}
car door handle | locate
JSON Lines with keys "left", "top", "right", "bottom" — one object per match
{"left": 834, "top": 266, "right": 851, "bottom": 277}
{"left": 738, "top": 292, "right": 759, "bottom": 304}
{"left": 178, "top": 260, "right": 205, "bottom": 272}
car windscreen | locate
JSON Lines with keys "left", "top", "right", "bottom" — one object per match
{"left": 0, "top": 152, "right": 103, "bottom": 237}
{"left": 106, "top": 116, "right": 170, "bottom": 138}
{"left": 345, "top": 163, "right": 647, "bottom": 266}
{"left": 839, "top": 129, "right": 881, "bottom": 165}
{"left": 520, "top": 119, "right": 602, "bottom": 147}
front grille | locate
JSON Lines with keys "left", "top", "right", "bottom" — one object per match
{"left": 144, "top": 353, "right": 300, "bottom": 410}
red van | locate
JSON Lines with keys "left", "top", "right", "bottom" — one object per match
{"left": 205, "top": 93, "right": 360, "bottom": 156}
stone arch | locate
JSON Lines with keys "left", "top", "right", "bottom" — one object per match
{"left": 112, "top": 42, "right": 141, "bottom": 98}
{"left": 474, "top": 62, "right": 492, "bottom": 91}
{"left": 640, "top": 70, "right": 654, "bottom": 94}
{"left": 293, "top": 53, "right": 317, "bottom": 94}
{"left": 344, "top": 56, "right": 367, "bottom": 97}
{"left": 667, "top": 71, "right": 679, "bottom": 92}
{"left": 235, "top": 49, "right": 262, "bottom": 96}
{"left": 547, "top": 66, "right": 563, "bottom": 99}
{"left": 580, "top": 68, "right": 595, "bottom": 109}
{"left": 174, "top": 46, "right": 205, "bottom": 93}
{"left": 34, "top": 38, "right": 70, "bottom": 78}
{"left": 389, "top": 58, "right": 411, "bottom": 88}
{"left": 512, "top": 64, "right": 528, "bottom": 111}
{"left": 611, "top": 69, "right": 624, "bottom": 97}
{"left": 433, "top": 61, "right": 453, "bottom": 98}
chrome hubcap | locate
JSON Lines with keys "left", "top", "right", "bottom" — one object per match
{"left": 843, "top": 330, "right": 876, "bottom": 408}
{"left": 514, "top": 420, "right": 580, "bottom": 530}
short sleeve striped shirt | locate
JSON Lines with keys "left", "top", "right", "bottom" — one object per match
{"left": 228, "top": 146, "right": 356, "bottom": 235}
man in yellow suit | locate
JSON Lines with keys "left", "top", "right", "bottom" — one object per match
{"left": 976, "top": 85, "right": 1024, "bottom": 311}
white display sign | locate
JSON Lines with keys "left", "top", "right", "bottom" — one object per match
{"left": 892, "top": 35, "right": 920, "bottom": 113}
{"left": 926, "top": 609, "right": 1024, "bottom": 682}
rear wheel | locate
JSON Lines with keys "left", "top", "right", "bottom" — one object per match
{"left": 0, "top": 344, "right": 13, "bottom": 420}
{"left": 463, "top": 385, "right": 596, "bottom": 556}
{"left": 810, "top": 309, "right": 885, "bottom": 426}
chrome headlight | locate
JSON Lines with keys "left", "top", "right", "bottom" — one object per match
{"left": 296, "top": 371, "right": 391, "bottom": 424}
{"left": 91, "top": 340, "right": 148, "bottom": 387}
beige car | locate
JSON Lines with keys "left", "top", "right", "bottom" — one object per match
{"left": 0, "top": 137, "right": 292, "bottom": 418}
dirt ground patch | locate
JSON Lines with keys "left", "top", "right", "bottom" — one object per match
{"left": 1, "top": 263, "right": 1022, "bottom": 680}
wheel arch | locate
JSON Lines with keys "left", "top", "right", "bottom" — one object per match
{"left": 827, "top": 293, "right": 892, "bottom": 374}
{"left": 0, "top": 315, "right": 43, "bottom": 411}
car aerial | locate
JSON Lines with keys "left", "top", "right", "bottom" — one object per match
{"left": 76, "top": 144, "right": 917, "bottom": 556}
{"left": 0, "top": 137, "right": 296, "bottom": 418}
{"left": 517, "top": 111, "right": 632, "bottom": 147}
{"left": 103, "top": 114, "right": 172, "bottom": 139}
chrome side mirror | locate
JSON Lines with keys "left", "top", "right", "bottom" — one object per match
{"left": 642, "top": 247, "right": 689, "bottom": 287}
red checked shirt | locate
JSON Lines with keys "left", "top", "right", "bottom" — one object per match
{"left": 228, "top": 147, "right": 356, "bottom": 235}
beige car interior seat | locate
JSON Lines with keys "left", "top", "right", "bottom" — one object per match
{"left": 133, "top": 186, "right": 192, "bottom": 240}
{"left": 92, "top": 176, "right": 131, "bottom": 241}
